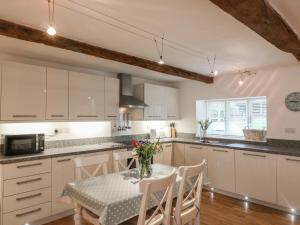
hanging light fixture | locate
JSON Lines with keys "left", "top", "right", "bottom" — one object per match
{"left": 154, "top": 34, "right": 165, "bottom": 65}
{"left": 47, "top": 0, "right": 56, "bottom": 36}
{"left": 207, "top": 55, "right": 218, "bottom": 76}
{"left": 238, "top": 70, "right": 256, "bottom": 86}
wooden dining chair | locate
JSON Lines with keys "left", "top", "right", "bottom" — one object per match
{"left": 73, "top": 154, "right": 110, "bottom": 225}
{"left": 113, "top": 150, "right": 139, "bottom": 172}
{"left": 173, "top": 160, "right": 206, "bottom": 225}
{"left": 137, "top": 170, "right": 177, "bottom": 225}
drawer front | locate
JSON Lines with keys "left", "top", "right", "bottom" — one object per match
{"left": 4, "top": 173, "right": 51, "bottom": 196}
{"left": 3, "top": 202, "right": 51, "bottom": 225}
{"left": 3, "top": 188, "right": 51, "bottom": 213}
{"left": 3, "top": 159, "right": 51, "bottom": 180}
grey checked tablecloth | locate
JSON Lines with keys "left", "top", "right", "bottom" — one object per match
{"left": 63, "top": 164, "right": 182, "bottom": 225}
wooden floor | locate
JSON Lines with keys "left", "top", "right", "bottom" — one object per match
{"left": 46, "top": 190, "right": 300, "bottom": 225}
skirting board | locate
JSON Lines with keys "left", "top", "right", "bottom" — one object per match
{"left": 30, "top": 210, "right": 74, "bottom": 225}
{"left": 203, "top": 186, "right": 299, "bottom": 216}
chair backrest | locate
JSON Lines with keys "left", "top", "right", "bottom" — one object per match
{"left": 74, "top": 154, "right": 110, "bottom": 181}
{"left": 113, "top": 151, "right": 139, "bottom": 172}
{"left": 174, "top": 160, "right": 207, "bottom": 225}
{"left": 137, "top": 170, "right": 176, "bottom": 225}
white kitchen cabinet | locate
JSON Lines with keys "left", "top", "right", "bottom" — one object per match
{"left": 104, "top": 77, "right": 119, "bottom": 120}
{"left": 153, "top": 143, "right": 173, "bottom": 165}
{"left": 69, "top": 72, "right": 105, "bottom": 120}
{"left": 166, "top": 87, "right": 180, "bottom": 119}
{"left": 173, "top": 143, "right": 185, "bottom": 167}
{"left": 46, "top": 68, "right": 69, "bottom": 120}
{"left": 144, "top": 83, "right": 165, "bottom": 120}
{"left": 235, "top": 150, "right": 277, "bottom": 203}
{"left": 278, "top": 155, "right": 300, "bottom": 210}
{"left": 207, "top": 147, "right": 235, "bottom": 193}
{"left": 1, "top": 62, "right": 46, "bottom": 121}
{"left": 185, "top": 144, "right": 208, "bottom": 176}
{"left": 51, "top": 156, "right": 75, "bottom": 215}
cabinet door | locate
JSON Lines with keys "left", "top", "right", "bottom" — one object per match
{"left": 235, "top": 150, "right": 277, "bottom": 203}
{"left": 166, "top": 87, "right": 180, "bottom": 120}
{"left": 278, "top": 155, "right": 300, "bottom": 210}
{"left": 46, "top": 68, "right": 69, "bottom": 120}
{"left": 52, "top": 156, "right": 75, "bottom": 215}
{"left": 173, "top": 143, "right": 185, "bottom": 167}
{"left": 104, "top": 77, "right": 119, "bottom": 120}
{"left": 207, "top": 147, "right": 235, "bottom": 193}
{"left": 69, "top": 72, "right": 104, "bottom": 120}
{"left": 144, "top": 84, "right": 164, "bottom": 120}
{"left": 162, "top": 143, "right": 173, "bottom": 165}
{"left": 1, "top": 62, "right": 46, "bottom": 121}
{"left": 153, "top": 151, "right": 164, "bottom": 164}
{"left": 185, "top": 144, "right": 208, "bottom": 176}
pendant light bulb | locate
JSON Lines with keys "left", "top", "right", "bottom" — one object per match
{"left": 158, "top": 56, "right": 164, "bottom": 65}
{"left": 213, "top": 70, "right": 218, "bottom": 76}
{"left": 238, "top": 79, "right": 244, "bottom": 86}
{"left": 47, "top": 25, "right": 56, "bottom": 36}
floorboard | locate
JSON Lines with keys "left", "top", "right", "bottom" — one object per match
{"left": 45, "top": 190, "right": 300, "bottom": 225}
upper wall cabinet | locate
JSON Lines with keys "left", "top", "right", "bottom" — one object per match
{"left": 1, "top": 62, "right": 46, "bottom": 121}
{"left": 69, "top": 72, "right": 105, "bottom": 120}
{"left": 46, "top": 68, "right": 69, "bottom": 120}
{"left": 104, "top": 77, "right": 119, "bottom": 120}
{"left": 134, "top": 83, "right": 180, "bottom": 120}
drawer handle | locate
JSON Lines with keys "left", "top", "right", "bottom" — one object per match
{"left": 243, "top": 153, "right": 266, "bottom": 158}
{"left": 148, "top": 116, "right": 161, "bottom": 118}
{"left": 51, "top": 114, "right": 65, "bottom": 118}
{"left": 16, "top": 207, "right": 42, "bottom": 217}
{"left": 13, "top": 115, "right": 37, "bottom": 118}
{"left": 57, "top": 158, "right": 72, "bottom": 163}
{"left": 164, "top": 145, "right": 172, "bottom": 147}
{"left": 16, "top": 177, "right": 42, "bottom": 185}
{"left": 77, "top": 115, "right": 98, "bottom": 118}
{"left": 17, "top": 162, "right": 43, "bottom": 168}
{"left": 107, "top": 115, "right": 117, "bottom": 118}
{"left": 286, "top": 158, "right": 300, "bottom": 162}
{"left": 213, "top": 149, "right": 228, "bottom": 153}
{"left": 16, "top": 193, "right": 42, "bottom": 201}
{"left": 190, "top": 146, "right": 203, "bottom": 150}
{"left": 168, "top": 116, "right": 177, "bottom": 118}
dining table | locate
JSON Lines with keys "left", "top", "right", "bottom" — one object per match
{"left": 62, "top": 164, "right": 207, "bottom": 225}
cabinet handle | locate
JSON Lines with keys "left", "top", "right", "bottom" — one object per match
{"left": 164, "top": 145, "right": 172, "bottom": 147}
{"left": 190, "top": 146, "right": 203, "bottom": 150}
{"left": 16, "top": 177, "right": 42, "bottom": 185}
{"left": 286, "top": 158, "right": 300, "bottom": 162}
{"left": 77, "top": 115, "right": 98, "bottom": 118}
{"left": 148, "top": 116, "right": 161, "bottom": 118}
{"left": 16, "top": 208, "right": 42, "bottom": 217}
{"left": 107, "top": 115, "right": 117, "bottom": 118}
{"left": 57, "top": 158, "right": 72, "bottom": 163}
{"left": 13, "top": 115, "right": 37, "bottom": 118}
{"left": 16, "top": 193, "right": 42, "bottom": 201}
{"left": 243, "top": 153, "right": 266, "bottom": 158}
{"left": 17, "top": 163, "right": 42, "bottom": 168}
{"left": 213, "top": 149, "right": 228, "bottom": 153}
{"left": 51, "top": 114, "right": 65, "bottom": 118}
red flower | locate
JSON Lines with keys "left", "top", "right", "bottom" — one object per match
{"left": 131, "top": 140, "right": 140, "bottom": 148}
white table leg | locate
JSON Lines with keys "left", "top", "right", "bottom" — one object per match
{"left": 74, "top": 203, "right": 83, "bottom": 225}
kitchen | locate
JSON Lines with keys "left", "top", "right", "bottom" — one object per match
{"left": 0, "top": 1, "right": 299, "bottom": 225}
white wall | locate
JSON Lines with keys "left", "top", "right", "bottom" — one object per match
{"left": 177, "top": 64, "right": 300, "bottom": 140}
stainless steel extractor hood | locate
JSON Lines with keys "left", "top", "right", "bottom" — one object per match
{"left": 118, "top": 74, "right": 148, "bottom": 108}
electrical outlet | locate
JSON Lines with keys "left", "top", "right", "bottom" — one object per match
{"left": 285, "top": 128, "right": 296, "bottom": 134}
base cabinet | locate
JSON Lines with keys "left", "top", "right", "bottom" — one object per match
{"left": 184, "top": 144, "right": 208, "bottom": 176}
{"left": 277, "top": 155, "right": 300, "bottom": 211}
{"left": 235, "top": 151, "right": 277, "bottom": 203}
{"left": 51, "top": 156, "right": 75, "bottom": 215}
{"left": 153, "top": 143, "right": 173, "bottom": 166}
{"left": 173, "top": 143, "right": 185, "bottom": 167}
{"left": 207, "top": 147, "right": 235, "bottom": 193}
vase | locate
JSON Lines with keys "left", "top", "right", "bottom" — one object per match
{"left": 139, "top": 158, "right": 152, "bottom": 179}
{"left": 200, "top": 130, "right": 208, "bottom": 143}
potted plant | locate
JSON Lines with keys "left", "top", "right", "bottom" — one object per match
{"left": 198, "top": 119, "right": 213, "bottom": 143}
{"left": 131, "top": 139, "right": 162, "bottom": 179}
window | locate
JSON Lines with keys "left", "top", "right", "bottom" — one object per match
{"left": 197, "top": 97, "right": 267, "bottom": 137}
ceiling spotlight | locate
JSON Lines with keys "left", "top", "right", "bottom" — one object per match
{"left": 47, "top": 26, "right": 56, "bottom": 36}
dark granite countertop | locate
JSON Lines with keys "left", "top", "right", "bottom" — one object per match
{"left": 0, "top": 138, "right": 299, "bottom": 164}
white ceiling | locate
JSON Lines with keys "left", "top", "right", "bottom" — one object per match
{"left": 0, "top": 0, "right": 298, "bottom": 81}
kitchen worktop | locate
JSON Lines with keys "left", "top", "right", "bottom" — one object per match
{"left": 0, "top": 137, "right": 299, "bottom": 164}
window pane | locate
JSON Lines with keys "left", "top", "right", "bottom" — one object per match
{"left": 249, "top": 98, "right": 267, "bottom": 129}
{"left": 227, "top": 100, "right": 248, "bottom": 136}
{"left": 207, "top": 101, "right": 225, "bottom": 135}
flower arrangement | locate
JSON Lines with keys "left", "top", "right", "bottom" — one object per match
{"left": 131, "top": 139, "right": 162, "bottom": 179}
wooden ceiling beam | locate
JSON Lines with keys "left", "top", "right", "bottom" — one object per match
{"left": 209, "top": 0, "right": 300, "bottom": 61}
{"left": 0, "top": 19, "right": 213, "bottom": 83}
